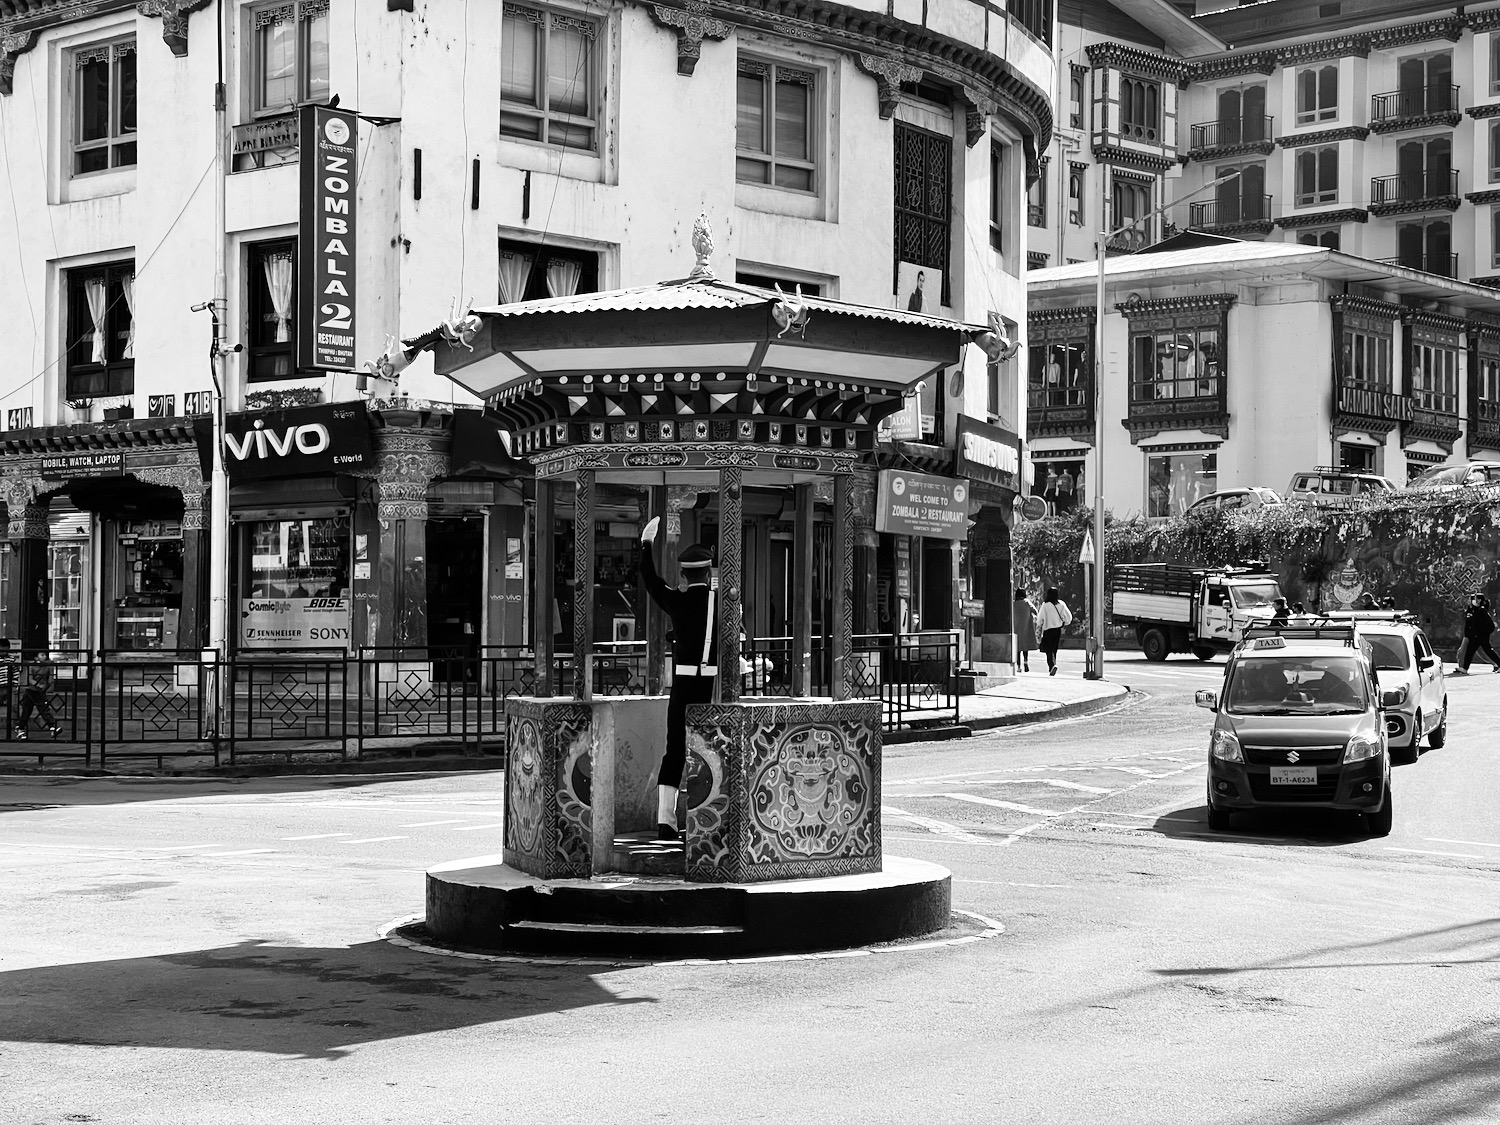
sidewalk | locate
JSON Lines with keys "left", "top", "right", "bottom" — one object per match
{"left": 959, "top": 649, "right": 1130, "bottom": 731}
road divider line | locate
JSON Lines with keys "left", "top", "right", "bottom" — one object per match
{"left": 451, "top": 824, "right": 505, "bottom": 831}
{"left": 281, "top": 833, "right": 352, "bottom": 841}
{"left": 399, "top": 820, "right": 473, "bottom": 828}
{"left": 881, "top": 806, "right": 999, "bottom": 846}
{"left": 1386, "top": 847, "right": 1484, "bottom": 860}
{"left": 206, "top": 849, "right": 276, "bottom": 857}
{"left": 944, "top": 793, "right": 1061, "bottom": 817}
{"left": 341, "top": 836, "right": 408, "bottom": 845}
{"left": 1425, "top": 837, "right": 1500, "bottom": 849}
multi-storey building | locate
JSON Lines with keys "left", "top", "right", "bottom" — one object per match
{"left": 0, "top": 0, "right": 1049, "bottom": 666}
{"left": 1025, "top": 0, "right": 1500, "bottom": 514}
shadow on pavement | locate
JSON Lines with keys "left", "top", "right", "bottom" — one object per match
{"left": 0, "top": 770, "right": 502, "bottom": 815}
{"left": 0, "top": 938, "right": 646, "bottom": 1059}
{"left": 1149, "top": 805, "right": 1377, "bottom": 847}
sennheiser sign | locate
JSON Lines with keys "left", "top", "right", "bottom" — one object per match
{"left": 298, "top": 104, "right": 358, "bottom": 371}
{"left": 206, "top": 402, "right": 373, "bottom": 482}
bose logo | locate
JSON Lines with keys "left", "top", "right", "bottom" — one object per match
{"left": 227, "top": 419, "right": 330, "bottom": 461}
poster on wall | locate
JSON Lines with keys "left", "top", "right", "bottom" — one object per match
{"left": 241, "top": 513, "right": 352, "bottom": 649}
{"left": 887, "top": 261, "right": 946, "bottom": 437}
{"left": 241, "top": 597, "right": 351, "bottom": 648}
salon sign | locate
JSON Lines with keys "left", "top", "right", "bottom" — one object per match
{"left": 298, "top": 104, "right": 358, "bottom": 371}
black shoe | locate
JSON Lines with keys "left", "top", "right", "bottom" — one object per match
{"left": 656, "top": 823, "right": 681, "bottom": 841}
{"left": 49, "top": 727, "right": 61, "bottom": 740}
{"left": 1049, "top": 666, "right": 1057, "bottom": 676}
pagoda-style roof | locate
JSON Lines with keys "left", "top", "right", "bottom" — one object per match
{"left": 434, "top": 276, "right": 978, "bottom": 463}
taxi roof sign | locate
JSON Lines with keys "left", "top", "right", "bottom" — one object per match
{"left": 1248, "top": 636, "right": 1286, "bottom": 650}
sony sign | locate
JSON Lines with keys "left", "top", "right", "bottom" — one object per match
{"left": 298, "top": 105, "right": 358, "bottom": 372}
{"left": 955, "top": 414, "right": 1023, "bottom": 493}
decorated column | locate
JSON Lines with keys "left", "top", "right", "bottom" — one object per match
{"left": 372, "top": 434, "right": 447, "bottom": 649}
{"left": 716, "top": 466, "right": 743, "bottom": 701}
{"left": 1, "top": 479, "right": 49, "bottom": 656}
{"left": 573, "top": 469, "right": 595, "bottom": 701}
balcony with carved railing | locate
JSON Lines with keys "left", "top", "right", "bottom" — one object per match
{"left": 1027, "top": 382, "right": 1093, "bottom": 440}
{"left": 1369, "top": 85, "right": 1461, "bottom": 133}
{"left": 1380, "top": 252, "right": 1458, "bottom": 278}
{"left": 1027, "top": 201, "right": 1046, "bottom": 227}
{"left": 1187, "top": 194, "right": 1274, "bottom": 236}
{"left": 1186, "top": 115, "right": 1274, "bottom": 161}
{"left": 1368, "top": 170, "right": 1460, "bottom": 216}
{"left": 1472, "top": 397, "right": 1500, "bottom": 452}
{"left": 232, "top": 112, "right": 299, "bottom": 172}
{"left": 1104, "top": 226, "right": 1151, "bottom": 256}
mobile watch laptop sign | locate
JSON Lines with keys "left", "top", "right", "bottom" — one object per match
{"left": 298, "top": 104, "right": 357, "bottom": 371}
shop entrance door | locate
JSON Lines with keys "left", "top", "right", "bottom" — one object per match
{"left": 426, "top": 517, "right": 485, "bottom": 682}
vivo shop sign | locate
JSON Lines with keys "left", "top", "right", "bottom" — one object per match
{"left": 208, "top": 402, "right": 374, "bottom": 481}
{"left": 298, "top": 105, "right": 358, "bottom": 372}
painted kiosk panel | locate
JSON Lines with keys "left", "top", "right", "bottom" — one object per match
{"left": 421, "top": 221, "right": 985, "bottom": 954}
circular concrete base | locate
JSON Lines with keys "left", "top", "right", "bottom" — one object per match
{"left": 425, "top": 855, "right": 952, "bottom": 959}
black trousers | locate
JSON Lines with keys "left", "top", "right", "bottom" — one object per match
{"left": 661, "top": 672, "right": 716, "bottom": 789}
{"left": 17, "top": 687, "right": 57, "bottom": 729}
{"left": 1039, "top": 627, "right": 1063, "bottom": 669}
{"left": 1460, "top": 633, "right": 1500, "bottom": 671}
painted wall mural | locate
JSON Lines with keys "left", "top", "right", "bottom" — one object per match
{"left": 502, "top": 699, "right": 594, "bottom": 880}
{"left": 685, "top": 701, "right": 882, "bottom": 883}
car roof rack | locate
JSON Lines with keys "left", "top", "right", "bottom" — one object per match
{"left": 1242, "top": 620, "right": 1359, "bottom": 647}
{"left": 1321, "top": 609, "right": 1421, "bottom": 627}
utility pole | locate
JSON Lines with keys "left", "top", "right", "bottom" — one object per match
{"left": 206, "top": 0, "right": 234, "bottom": 730}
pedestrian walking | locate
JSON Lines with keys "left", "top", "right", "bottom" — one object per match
{"left": 1269, "top": 597, "right": 1290, "bottom": 626}
{"left": 1035, "top": 588, "right": 1073, "bottom": 677}
{"left": 1013, "top": 589, "right": 1037, "bottom": 673}
{"left": 14, "top": 649, "right": 61, "bottom": 740}
{"left": 1454, "top": 593, "right": 1500, "bottom": 674}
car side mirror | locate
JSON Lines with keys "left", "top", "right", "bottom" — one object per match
{"left": 1380, "top": 688, "right": 1406, "bottom": 709}
{"left": 1417, "top": 655, "right": 1437, "bottom": 670}
{"left": 1194, "top": 689, "right": 1218, "bottom": 711}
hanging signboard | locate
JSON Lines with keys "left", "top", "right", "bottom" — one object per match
{"left": 955, "top": 415, "right": 1022, "bottom": 493}
{"left": 38, "top": 451, "right": 125, "bottom": 478}
{"left": 298, "top": 104, "right": 358, "bottom": 372}
{"left": 201, "top": 402, "right": 374, "bottom": 482}
{"left": 875, "top": 470, "right": 970, "bottom": 541}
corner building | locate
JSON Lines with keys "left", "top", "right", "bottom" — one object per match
{"left": 0, "top": 0, "right": 1049, "bottom": 668}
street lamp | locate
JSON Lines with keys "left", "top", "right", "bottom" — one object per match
{"left": 1084, "top": 169, "right": 1243, "bottom": 681}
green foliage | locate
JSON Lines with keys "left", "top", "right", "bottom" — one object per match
{"left": 1011, "top": 490, "right": 1500, "bottom": 647}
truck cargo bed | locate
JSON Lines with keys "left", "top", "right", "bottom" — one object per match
{"left": 1112, "top": 591, "right": 1193, "bottom": 624}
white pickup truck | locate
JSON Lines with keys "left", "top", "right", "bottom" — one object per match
{"left": 1111, "top": 563, "right": 1282, "bottom": 661}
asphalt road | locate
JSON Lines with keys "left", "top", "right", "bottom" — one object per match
{"left": 3, "top": 656, "right": 1498, "bottom": 1124}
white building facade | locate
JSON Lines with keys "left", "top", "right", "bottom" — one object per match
{"left": 0, "top": 0, "right": 1050, "bottom": 660}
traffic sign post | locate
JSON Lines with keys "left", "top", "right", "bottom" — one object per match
{"left": 1080, "top": 531, "right": 1099, "bottom": 679}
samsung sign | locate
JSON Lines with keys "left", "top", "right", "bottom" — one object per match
{"left": 955, "top": 415, "right": 1022, "bottom": 493}
{"left": 201, "top": 402, "right": 374, "bottom": 482}
{"left": 298, "top": 105, "right": 358, "bottom": 372}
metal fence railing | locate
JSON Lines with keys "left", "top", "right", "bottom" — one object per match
{"left": 0, "top": 636, "right": 963, "bottom": 766}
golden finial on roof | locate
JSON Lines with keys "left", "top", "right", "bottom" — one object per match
{"left": 689, "top": 213, "right": 716, "bottom": 280}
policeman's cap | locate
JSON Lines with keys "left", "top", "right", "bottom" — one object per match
{"left": 680, "top": 545, "right": 714, "bottom": 569}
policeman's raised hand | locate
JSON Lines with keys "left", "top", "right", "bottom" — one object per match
{"left": 641, "top": 516, "right": 660, "bottom": 545}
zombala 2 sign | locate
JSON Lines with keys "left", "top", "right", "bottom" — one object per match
{"left": 298, "top": 104, "right": 358, "bottom": 372}
{"left": 875, "top": 469, "right": 971, "bottom": 541}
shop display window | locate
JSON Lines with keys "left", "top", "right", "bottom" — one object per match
{"left": 1147, "top": 451, "right": 1217, "bottom": 518}
{"left": 241, "top": 514, "right": 351, "bottom": 649}
{"left": 48, "top": 540, "right": 91, "bottom": 655}
{"left": 113, "top": 520, "right": 184, "bottom": 651}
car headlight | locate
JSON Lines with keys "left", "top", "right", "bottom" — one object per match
{"left": 1385, "top": 685, "right": 1409, "bottom": 706}
{"left": 1343, "top": 733, "right": 1382, "bottom": 763}
{"left": 1211, "top": 730, "right": 1243, "bottom": 763}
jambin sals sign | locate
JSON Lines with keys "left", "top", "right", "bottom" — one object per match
{"left": 298, "top": 104, "right": 358, "bottom": 371}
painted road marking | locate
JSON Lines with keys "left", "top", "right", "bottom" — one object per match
{"left": 1425, "top": 838, "right": 1500, "bottom": 849}
{"left": 281, "top": 833, "right": 351, "bottom": 841}
{"left": 1089, "top": 823, "right": 1146, "bottom": 830}
{"left": 206, "top": 849, "right": 276, "bottom": 857}
{"left": 341, "top": 836, "right": 408, "bottom": 845}
{"left": 399, "top": 820, "right": 473, "bottom": 828}
{"left": 881, "top": 806, "right": 999, "bottom": 846}
{"left": 1386, "top": 847, "right": 1485, "bottom": 860}
{"left": 944, "top": 792, "right": 1061, "bottom": 817}
{"left": 451, "top": 823, "right": 505, "bottom": 831}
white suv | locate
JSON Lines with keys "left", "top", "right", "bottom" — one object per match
{"left": 1326, "top": 611, "right": 1447, "bottom": 764}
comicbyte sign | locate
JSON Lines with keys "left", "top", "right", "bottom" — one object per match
{"left": 298, "top": 104, "right": 358, "bottom": 371}
{"left": 875, "top": 469, "right": 970, "bottom": 541}
{"left": 217, "top": 402, "right": 373, "bottom": 482}
{"left": 241, "top": 596, "right": 351, "bottom": 650}
{"left": 955, "top": 415, "right": 1022, "bottom": 493}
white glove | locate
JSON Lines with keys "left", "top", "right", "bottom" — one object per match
{"left": 641, "top": 516, "right": 660, "bottom": 545}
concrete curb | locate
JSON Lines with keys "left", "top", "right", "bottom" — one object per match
{"left": 963, "top": 686, "right": 1136, "bottom": 732}
{"left": 0, "top": 753, "right": 506, "bottom": 780}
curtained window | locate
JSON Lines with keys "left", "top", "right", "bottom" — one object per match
{"left": 247, "top": 240, "right": 297, "bottom": 382}
{"left": 66, "top": 261, "right": 135, "bottom": 400}
{"left": 497, "top": 238, "right": 598, "bottom": 301}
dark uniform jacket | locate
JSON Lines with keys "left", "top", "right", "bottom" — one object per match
{"left": 641, "top": 549, "right": 719, "bottom": 669}
{"left": 1465, "top": 605, "right": 1496, "bottom": 639}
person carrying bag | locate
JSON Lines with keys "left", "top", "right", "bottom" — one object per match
{"left": 1035, "top": 588, "right": 1073, "bottom": 677}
